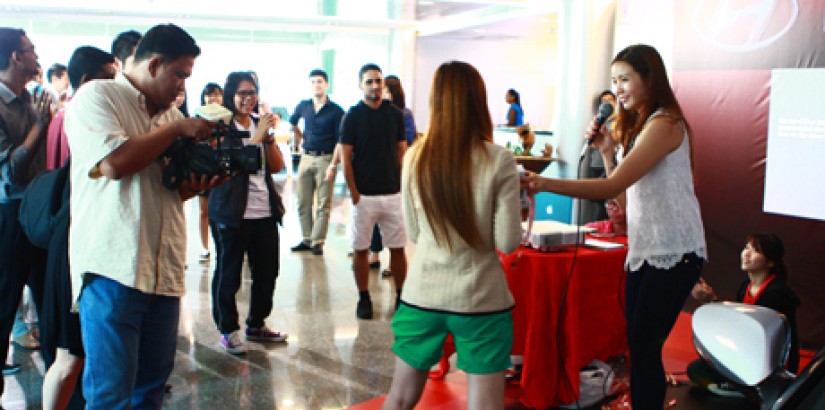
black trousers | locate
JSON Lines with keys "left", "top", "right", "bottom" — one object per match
{"left": 626, "top": 253, "right": 703, "bottom": 410}
{"left": 0, "top": 201, "right": 46, "bottom": 396}
{"left": 210, "top": 217, "right": 280, "bottom": 334}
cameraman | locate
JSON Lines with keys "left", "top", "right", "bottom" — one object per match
{"left": 208, "top": 71, "right": 287, "bottom": 355}
{"left": 65, "top": 24, "right": 224, "bottom": 409}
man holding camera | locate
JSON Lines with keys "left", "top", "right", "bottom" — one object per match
{"left": 0, "top": 27, "right": 51, "bottom": 403}
{"left": 289, "top": 69, "right": 345, "bottom": 256}
{"left": 65, "top": 24, "right": 223, "bottom": 409}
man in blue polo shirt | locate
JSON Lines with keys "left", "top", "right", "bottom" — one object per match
{"left": 289, "top": 69, "right": 345, "bottom": 256}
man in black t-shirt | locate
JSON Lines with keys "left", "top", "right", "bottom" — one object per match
{"left": 339, "top": 63, "right": 407, "bottom": 320}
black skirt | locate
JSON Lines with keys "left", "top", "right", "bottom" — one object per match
{"left": 39, "top": 212, "right": 84, "bottom": 366}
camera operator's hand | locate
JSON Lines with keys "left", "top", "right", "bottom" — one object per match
{"left": 176, "top": 117, "right": 215, "bottom": 143}
{"left": 179, "top": 173, "right": 229, "bottom": 202}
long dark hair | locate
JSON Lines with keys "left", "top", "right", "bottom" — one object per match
{"left": 612, "top": 44, "right": 693, "bottom": 162}
{"left": 384, "top": 75, "right": 406, "bottom": 110}
{"left": 746, "top": 232, "right": 788, "bottom": 280}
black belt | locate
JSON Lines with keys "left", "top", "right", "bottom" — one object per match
{"left": 304, "top": 149, "right": 333, "bottom": 156}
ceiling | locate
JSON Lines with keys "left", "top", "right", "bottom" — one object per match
{"left": 0, "top": 0, "right": 557, "bottom": 39}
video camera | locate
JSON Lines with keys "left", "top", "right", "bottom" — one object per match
{"left": 162, "top": 104, "right": 263, "bottom": 190}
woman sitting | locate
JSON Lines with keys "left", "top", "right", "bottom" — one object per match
{"left": 688, "top": 232, "right": 800, "bottom": 396}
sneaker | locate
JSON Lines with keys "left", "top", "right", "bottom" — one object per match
{"left": 199, "top": 249, "right": 210, "bottom": 261}
{"left": 220, "top": 331, "right": 246, "bottom": 355}
{"left": 246, "top": 326, "right": 288, "bottom": 342}
{"left": 291, "top": 242, "right": 312, "bottom": 252}
{"left": 356, "top": 299, "right": 373, "bottom": 319}
{"left": 311, "top": 244, "right": 324, "bottom": 256}
{"left": 707, "top": 382, "right": 746, "bottom": 398}
{"left": 2, "top": 363, "right": 21, "bottom": 376}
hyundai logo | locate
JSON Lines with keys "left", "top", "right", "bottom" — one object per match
{"left": 692, "top": 0, "right": 799, "bottom": 52}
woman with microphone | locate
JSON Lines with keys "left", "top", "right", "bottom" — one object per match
{"left": 524, "top": 44, "right": 707, "bottom": 410}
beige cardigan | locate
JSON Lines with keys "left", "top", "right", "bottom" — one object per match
{"left": 401, "top": 142, "right": 522, "bottom": 314}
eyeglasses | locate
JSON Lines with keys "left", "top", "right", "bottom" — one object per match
{"left": 364, "top": 78, "right": 382, "bottom": 85}
{"left": 236, "top": 90, "right": 257, "bottom": 97}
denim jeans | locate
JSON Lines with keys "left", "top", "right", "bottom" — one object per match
{"left": 79, "top": 274, "right": 180, "bottom": 410}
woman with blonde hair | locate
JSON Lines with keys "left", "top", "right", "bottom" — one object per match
{"left": 525, "top": 44, "right": 707, "bottom": 410}
{"left": 382, "top": 61, "right": 521, "bottom": 410}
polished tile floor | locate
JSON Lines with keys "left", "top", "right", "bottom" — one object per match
{"left": 3, "top": 174, "right": 408, "bottom": 410}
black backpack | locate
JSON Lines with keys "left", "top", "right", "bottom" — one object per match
{"left": 19, "top": 159, "right": 70, "bottom": 249}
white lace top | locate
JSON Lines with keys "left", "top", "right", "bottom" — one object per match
{"left": 623, "top": 111, "right": 707, "bottom": 271}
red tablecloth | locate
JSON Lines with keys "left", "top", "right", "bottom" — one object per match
{"left": 501, "top": 238, "right": 628, "bottom": 409}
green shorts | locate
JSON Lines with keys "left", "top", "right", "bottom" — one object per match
{"left": 391, "top": 303, "right": 513, "bottom": 374}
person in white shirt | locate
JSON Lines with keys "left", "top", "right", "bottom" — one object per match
{"left": 65, "top": 24, "right": 223, "bottom": 409}
{"left": 524, "top": 44, "right": 707, "bottom": 410}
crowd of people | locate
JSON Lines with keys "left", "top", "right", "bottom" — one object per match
{"left": 0, "top": 22, "right": 802, "bottom": 410}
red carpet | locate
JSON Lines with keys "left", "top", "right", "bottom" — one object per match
{"left": 351, "top": 312, "right": 814, "bottom": 409}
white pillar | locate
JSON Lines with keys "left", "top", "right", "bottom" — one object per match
{"left": 552, "top": 0, "right": 616, "bottom": 223}
{"left": 388, "top": 0, "right": 417, "bottom": 106}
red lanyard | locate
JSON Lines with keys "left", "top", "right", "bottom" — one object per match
{"left": 742, "top": 275, "right": 776, "bottom": 305}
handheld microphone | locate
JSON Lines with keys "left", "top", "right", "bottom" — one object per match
{"left": 581, "top": 102, "right": 615, "bottom": 157}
